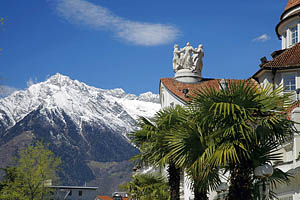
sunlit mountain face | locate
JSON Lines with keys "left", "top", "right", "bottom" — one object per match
{"left": 0, "top": 73, "right": 160, "bottom": 195}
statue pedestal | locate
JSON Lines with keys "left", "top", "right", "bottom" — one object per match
{"left": 174, "top": 69, "right": 201, "bottom": 83}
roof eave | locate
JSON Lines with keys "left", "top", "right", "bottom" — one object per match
{"left": 268, "top": 65, "right": 300, "bottom": 70}
{"left": 276, "top": 12, "right": 300, "bottom": 39}
{"left": 253, "top": 66, "right": 300, "bottom": 79}
{"left": 281, "top": 4, "right": 300, "bottom": 20}
{"left": 251, "top": 67, "right": 272, "bottom": 79}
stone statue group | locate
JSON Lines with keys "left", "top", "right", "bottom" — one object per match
{"left": 173, "top": 42, "right": 204, "bottom": 74}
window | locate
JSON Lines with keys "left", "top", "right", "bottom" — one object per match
{"left": 283, "top": 73, "right": 296, "bottom": 92}
{"left": 291, "top": 26, "right": 298, "bottom": 45}
{"left": 79, "top": 191, "right": 82, "bottom": 196}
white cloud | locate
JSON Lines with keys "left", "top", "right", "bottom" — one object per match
{"left": 53, "top": 0, "right": 180, "bottom": 46}
{"left": 252, "top": 34, "right": 270, "bottom": 42}
{"left": 0, "top": 85, "right": 18, "bottom": 98}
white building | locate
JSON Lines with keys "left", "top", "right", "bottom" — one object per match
{"left": 50, "top": 185, "right": 99, "bottom": 200}
{"left": 159, "top": 0, "right": 300, "bottom": 199}
{"left": 252, "top": 1, "right": 300, "bottom": 199}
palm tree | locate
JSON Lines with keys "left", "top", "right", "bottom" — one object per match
{"left": 164, "top": 107, "right": 220, "bottom": 200}
{"left": 129, "top": 106, "right": 186, "bottom": 200}
{"left": 120, "top": 173, "right": 170, "bottom": 200}
{"left": 189, "top": 81, "right": 295, "bottom": 200}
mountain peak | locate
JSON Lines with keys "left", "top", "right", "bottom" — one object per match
{"left": 105, "top": 88, "right": 126, "bottom": 98}
{"left": 45, "top": 73, "right": 76, "bottom": 86}
{"left": 138, "top": 92, "right": 159, "bottom": 103}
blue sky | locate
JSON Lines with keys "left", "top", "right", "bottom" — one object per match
{"left": 0, "top": 0, "right": 288, "bottom": 95}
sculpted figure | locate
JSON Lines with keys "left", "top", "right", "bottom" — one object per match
{"left": 181, "top": 42, "right": 194, "bottom": 70}
{"left": 192, "top": 44, "right": 204, "bottom": 73}
{"left": 172, "top": 44, "right": 184, "bottom": 72}
{"left": 172, "top": 42, "right": 204, "bottom": 75}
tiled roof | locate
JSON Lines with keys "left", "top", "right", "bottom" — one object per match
{"left": 160, "top": 78, "right": 257, "bottom": 102}
{"left": 262, "top": 42, "right": 300, "bottom": 68}
{"left": 285, "top": 0, "right": 300, "bottom": 11}
{"left": 96, "top": 196, "right": 113, "bottom": 200}
{"left": 96, "top": 195, "right": 128, "bottom": 200}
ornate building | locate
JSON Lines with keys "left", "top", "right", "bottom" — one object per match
{"left": 252, "top": 1, "right": 300, "bottom": 199}
{"left": 159, "top": 0, "right": 300, "bottom": 199}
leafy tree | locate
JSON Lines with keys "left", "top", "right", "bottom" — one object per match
{"left": 190, "top": 81, "right": 295, "bottom": 200}
{"left": 0, "top": 167, "right": 18, "bottom": 191}
{"left": 0, "top": 141, "right": 61, "bottom": 200}
{"left": 120, "top": 173, "right": 170, "bottom": 200}
{"left": 129, "top": 106, "right": 185, "bottom": 200}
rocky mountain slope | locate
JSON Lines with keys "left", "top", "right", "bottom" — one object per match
{"left": 0, "top": 73, "right": 161, "bottom": 195}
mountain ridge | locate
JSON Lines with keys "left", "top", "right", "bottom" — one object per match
{"left": 0, "top": 73, "right": 160, "bottom": 137}
{"left": 0, "top": 73, "right": 161, "bottom": 195}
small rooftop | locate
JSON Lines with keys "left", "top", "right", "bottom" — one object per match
{"left": 50, "top": 186, "right": 98, "bottom": 190}
{"left": 261, "top": 42, "right": 300, "bottom": 68}
{"left": 96, "top": 195, "right": 129, "bottom": 200}
{"left": 160, "top": 78, "right": 257, "bottom": 102}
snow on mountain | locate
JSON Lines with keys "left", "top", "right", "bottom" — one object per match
{"left": 0, "top": 73, "right": 161, "bottom": 192}
{"left": 0, "top": 73, "right": 161, "bottom": 137}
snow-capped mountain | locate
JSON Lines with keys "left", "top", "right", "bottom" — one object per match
{"left": 0, "top": 73, "right": 160, "bottom": 137}
{"left": 0, "top": 73, "right": 161, "bottom": 194}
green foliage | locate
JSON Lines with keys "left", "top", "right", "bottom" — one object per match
{"left": 0, "top": 167, "right": 18, "bottom": 191}
{"left": 131, "top": 81, "right": 294, "bottom": 200}
{"left": 189, "top": 81, "right": 295, "bottom": 199}
{"left": 0, "top": 141, "right": 61, "bottom": 200}
{"left": 120, "top": 173, "right": 170, "bottom": 200}
{"left": 164, "top": 106, "right": 221, "bottom": 194}
{"left": 129, "top": 106, "right": 185, "bottom": 200}
{"left": 130, "top": 105, "right": 186, "bottom": 168}
{"left": 190, "top": 82, "right": 294, "bottom": 167}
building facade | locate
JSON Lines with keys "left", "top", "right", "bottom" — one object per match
{"left": 50, "top": 185, "right": 99, "bottom": 200}
{"left": 159, "top": 0, "right": 300, "bottom": 199}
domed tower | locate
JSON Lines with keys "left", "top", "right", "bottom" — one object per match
{"left": 276, "top": 0, "right": 300, "bottom": 49}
